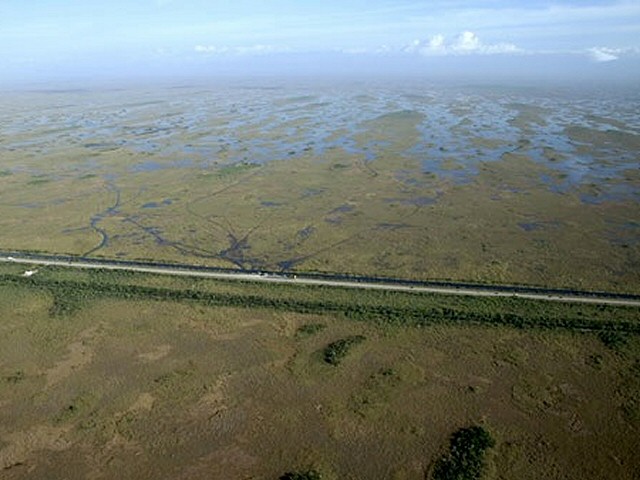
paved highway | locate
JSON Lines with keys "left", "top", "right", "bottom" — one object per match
{"left": 1, "top": 255, "right": 640, "bottom": 307}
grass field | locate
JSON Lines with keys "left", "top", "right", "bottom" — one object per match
{"left": 1, "top": 81, "right": 638, "bottom": 479}
{"left": 1, "top": 267, "right": 639, "bottom": 479}
{"left": 0, "top": 84, "right": 638, "bottom": 293}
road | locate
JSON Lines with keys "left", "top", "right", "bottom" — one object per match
{"left": 1, "top": 255, "right": 640, "bottom": 307}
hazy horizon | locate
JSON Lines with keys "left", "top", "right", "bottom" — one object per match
{"left": 2, "top": 0, "right": 639, "bottom": 89}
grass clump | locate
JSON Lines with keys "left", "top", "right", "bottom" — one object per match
{"left": 5, "top": 370, "right": 25, "bottom": 384}
{"left": 598, "top": 330, "right": 628, "bottom": 350}
{"left": 279, "top": 470, "right": 322, "bottom": 480}
{"left": 48, "top": 289, "right": 89, "bottom": 317}
{"left": 432, "top": 425, "right": 495, "bottom": 480}
{"left": 323, "top": 335, "right": 366, "bottom": 365}
{"left": 216, "top": 162, "right": 259, "bottom": 178}
{"left": 296, "top": 323, "right": 326, "bottom": 337}
{"left": 27, "top": 176, "right": 51, "bottom": 185}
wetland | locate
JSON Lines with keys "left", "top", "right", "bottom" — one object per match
{"left": 0, "top": 265, "right": 638, "bottom": 479}
{"left": 1, "top": 80, "right": 638, "bottom": 292}
{"left": 1, "top": 80, "right": 639, "bottom": 479}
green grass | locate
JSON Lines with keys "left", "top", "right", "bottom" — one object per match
{"left": 1, "top": 86, "right": 639, "bottom": 479}
{"left": 216, "top": 161, "right": 259, "bottom": 178}
{"left": 0, "top": 102, "right": 638, "bottom": 295}
{"left": 26, "top": 177, "right": 51, "bottom": 185}
{"left": 0, "top": 274, "right": 639, "bottom": 479}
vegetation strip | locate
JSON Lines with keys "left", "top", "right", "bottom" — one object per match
{"left": 0, "top": 272, "right": 638, "bottom": 333}
{"left": 2, "top": 251, "right": 639, "bottom": 303}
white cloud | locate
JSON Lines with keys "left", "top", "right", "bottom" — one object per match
{"left": 587, "top": 46, "right": 640, "bottom": 63}
{"left": 195, "top": 45, "right": 230, "bottom": 54}
{"left": 194, "top": 44, "right": 289, "bottom": 55}
{"left": 403, "top": 31, "right": 520, "bottom": 56}
{"left": 454, "top": 31, "right": 480, "bottom": 52}
{"left": 588, "top": 47, "right": 620, "bottom": 62}
{"left": 339, "top": 47, "right": 370, "bottom": 54}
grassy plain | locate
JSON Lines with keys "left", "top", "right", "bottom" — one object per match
{"left": 0, "top": 85, "right": 638, "bottom": 293}
{"left": 1, "top": 83, "right": 638, "bottom": 478}
{"left": 0, "top": 267, "right": 639, "bottom": 479}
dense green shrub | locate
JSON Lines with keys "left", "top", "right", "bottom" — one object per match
{"left": 433, "top": 426, "right": 495, "bottom": 480}
{"left": 598, "top": 330, "right": 628, "bottom": 350}
{"left": 323, "top": 335, "right": 366, "bottom": 365}
{"left": 279, "top": 470, "right": 322, "bottom": 480}
{"left": 48, "top": 290, "right": 87, "bottom": 317}
{"left": 0, "top": 273, "right": 637, "bottom": 334}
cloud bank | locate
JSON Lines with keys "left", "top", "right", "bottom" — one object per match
{"left": 587, "top": 46, "right": 640, "bottom": 63}
{"left": 403, "top": 31, "right": 520, "bottom": 56}
{"left": 588, "top": 47, "right": 620, "bottom": 63}
{"left": 194, "top": 44, "right": 289, "bottom": 55}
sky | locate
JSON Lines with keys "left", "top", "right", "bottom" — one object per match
{"left": 1, "top": 0, "right": 639, "bottom": 86}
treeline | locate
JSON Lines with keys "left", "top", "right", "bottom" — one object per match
{"left": 342, "top": 303, "right": 640, "bottom": 333}
{"left": 0, "top": 274, "right": 638, "bottom": 333}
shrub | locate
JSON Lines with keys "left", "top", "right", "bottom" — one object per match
{"left": 323, "top": 335, "right": 365, "bottom": 365}
{"left": 432, "top": 426, "right": 495, "bottom": 480}
{"left": 279, "top": 470, "right": 322, "bottom": 480}
{"left": 598, "top": 330, "right": 628, "bottom": 350}
{"left": 296, "top": 323, "right": 327, "bottom": 337}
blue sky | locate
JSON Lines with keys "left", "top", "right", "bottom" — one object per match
{"left": 1, "top": 0, "right": 639, "bottom": 85}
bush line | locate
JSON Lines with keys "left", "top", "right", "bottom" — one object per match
{"left": 0, "top": 274, "right": 638, "bottom": 333}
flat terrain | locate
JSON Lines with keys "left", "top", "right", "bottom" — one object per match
{"left": 1, "top": 80, "right": 638, "bottom": 479}
{"left": 3, "top": 255, "right": 640, "bottom": 307}
{"left": 0, "top": 266, "right": 639, "bottom": 479}
{"left": 0, "top": 82, "right": 638, "bottom": 292}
